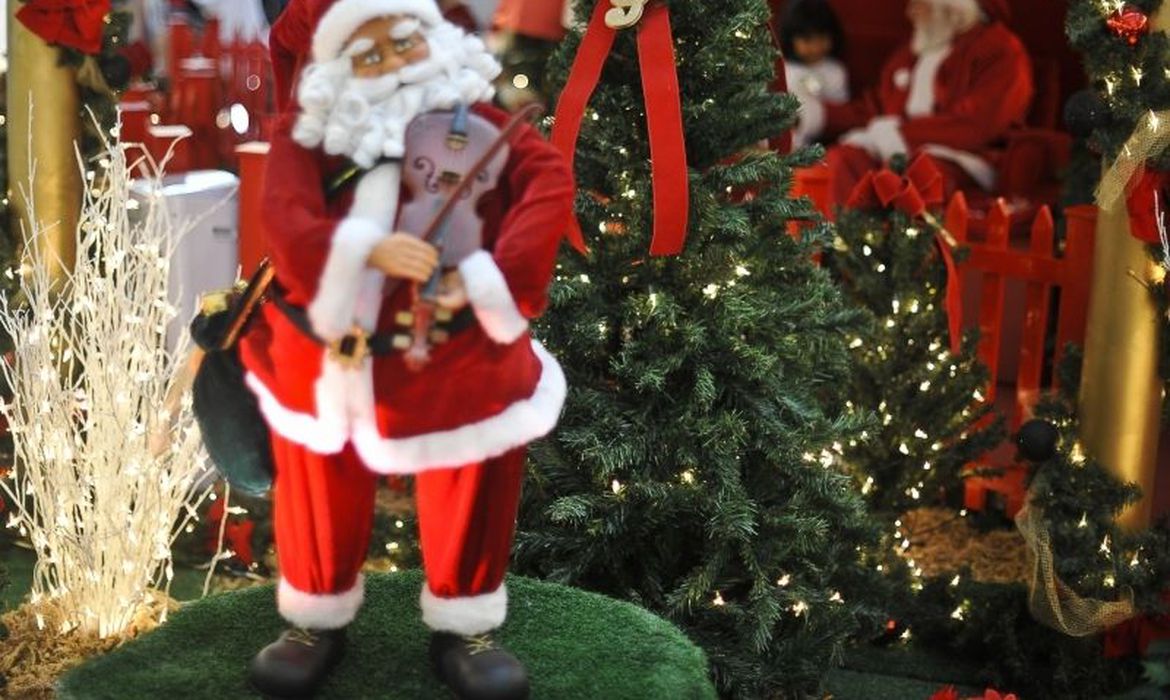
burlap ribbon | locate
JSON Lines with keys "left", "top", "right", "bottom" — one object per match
{"left": 1096, "top": 4, "right": 1170, "bottom": 211}
{"left": 1015, "top": 504, "right": 1136, "bottom": 637}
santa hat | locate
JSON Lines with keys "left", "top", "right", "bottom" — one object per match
{"left": 269, "top": 0, "right": 444, "bottom": 111}
{"left": 312, "top": 0, "right": 443, "bottom": 62}
{"left": 931, "top": 0, "right": 1010, "bottom": 22}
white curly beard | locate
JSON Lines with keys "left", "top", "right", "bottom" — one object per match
{"left": 292, "top": 21, "right": 501, "bottom": 168}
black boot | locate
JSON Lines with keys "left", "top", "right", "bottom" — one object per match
{"left": 430, "top": 631, "right": 530, "bottom": 700}
{"left": 248, "top": 627, "right": 347, "bottom": 699}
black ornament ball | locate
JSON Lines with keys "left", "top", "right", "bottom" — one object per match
{"left": 1017, "top": 419, "right": 1060, "bottom": 462}
{"left": 1064, "top": 89, "right": 1110, "bottom": 140}
{"left": 99, "top": 53, "right": 133, "bottom": 92}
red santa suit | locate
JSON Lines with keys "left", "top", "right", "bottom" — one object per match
{"left": 816, "top": 0, "right": 1032, "bottom": 208}
{"left": 239, "top": 0, "right": 573, "bottom": 635}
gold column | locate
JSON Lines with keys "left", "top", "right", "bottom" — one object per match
{"left": 1078, "top": 199, "right": 1162, "bottom": 530}
{"left": 6, "top": 0, "right": 82, "bottom": 284}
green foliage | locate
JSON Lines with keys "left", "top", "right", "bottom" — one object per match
{"left": 1112, "top": 640, "right": 1170, "bottom": 699}
{"left": 827, "top": 208, "right": 1004, "bottom": 517}
{"left": 514, "top": 1, "right": 884, "bottom": 697}
{"left": 903, "top": 576, "right": 1143, "bottom": 699}
{"left": 1066, "top": 0, "right": 1170, "bottom": 167}
{"left": 888, "top": 377, "right": 1170, "bottom": 699}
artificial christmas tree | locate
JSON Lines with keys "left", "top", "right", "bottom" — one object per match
{"left": 827, "top": 158, "right": 1003, "bottom": 519}
{"left": 513, "top": 1, "right": 882, "bottom": 697}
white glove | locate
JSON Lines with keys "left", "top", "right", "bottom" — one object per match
{"left": 841, "top": 116, "right": 908, "bottom": 162}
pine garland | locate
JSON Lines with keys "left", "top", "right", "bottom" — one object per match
{"left": 1066, "top": 0, "right": 1170, "bottom": 167}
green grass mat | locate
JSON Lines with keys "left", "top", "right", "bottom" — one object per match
{"left": 59, "top": 570, "right": 717, "bottom": 699}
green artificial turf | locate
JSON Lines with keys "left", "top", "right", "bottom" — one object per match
{"left": 59, "top": 570, "right": 717, "bottom": 699}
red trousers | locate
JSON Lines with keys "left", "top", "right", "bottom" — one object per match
{"left": 270, "top": 432, "right": 526, "bottom": 635}
{"left": 825, "top": 144, "right": 979, "bottom": 213}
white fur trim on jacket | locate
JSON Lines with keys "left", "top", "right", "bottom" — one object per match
{"left": 922, "top": 144, "right": 996, "bottom": 190}
{"left": 307, "top": 162, "right": 401, "bottom": 341}
{"left": 278, "top": 575, "right": 364, "bottom": 630}
{"left": 458, "top": 250, "right": 529, "bottom": 344}
{"left": 906, "top": 45, "right": 950, "bottom": 116}
{"left": 421, "top": 583, "right": 507, "bottom": 635}
{"left": 313, "top": 0, "right": 444, "bottom": 62}
{"left": 245, "top": 340, "right": 567, "bottom": 472}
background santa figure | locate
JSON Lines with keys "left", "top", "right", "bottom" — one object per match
{"left": 240, "top": 0, "right": 573, "bottom": 697}
{"left": 806, "top": 0, "right": 1032, "bottom": 207}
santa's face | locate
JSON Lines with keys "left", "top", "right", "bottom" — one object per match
{"left": 293, "top": 15, "right": 500, "bottom": 168}
{"left": 907, "top": 0, "right": 977, "bottom": 54}
{"left": 347, "top": 15, "right": 431, "bottom": 79}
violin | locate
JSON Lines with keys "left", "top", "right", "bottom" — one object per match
{"left": 390, "top": 103, "right": 540, "bottom": 371}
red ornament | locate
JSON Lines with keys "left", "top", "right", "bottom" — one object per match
{"left": 1107, "top": 5, "right": 1151, "bottom": 46}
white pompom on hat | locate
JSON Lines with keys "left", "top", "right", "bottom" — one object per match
{"left": 312, "top": 0, "right": 444, "bottom": 63}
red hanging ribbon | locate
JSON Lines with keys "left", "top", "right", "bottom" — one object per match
{"left": 845, "top": 154, "right": 963, "bottom": 354}
{"left": 551, "top": 1, "right": 689, "bottom": 256}
{"left": 16, "top": 0, "right": 111, "bottom": 55}
{"left": 935, "top": 230, "right": 963, "bottom": 355}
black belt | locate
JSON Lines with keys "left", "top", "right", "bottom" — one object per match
{"left": 270, "top": 283, "right": 476, "bottom": 367}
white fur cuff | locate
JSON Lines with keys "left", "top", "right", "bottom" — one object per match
{"left": 308, "top": 217, "right": 385, "bottom": 342}
{"left": 420, "top": 583, "right": 507, "bottom": 635}
{"left": 278, "top": 575, "right": 365, "bottom": 630}
{"left": 459, "top": 250, "right": 528, "bottom": 344}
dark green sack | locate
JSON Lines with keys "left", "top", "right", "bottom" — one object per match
{"left": 189, "top": 267, "right": 274, "bottom": 497}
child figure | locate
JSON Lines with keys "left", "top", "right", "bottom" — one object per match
{"left": 781, "top": 0, "right": 849, "bottom": 148}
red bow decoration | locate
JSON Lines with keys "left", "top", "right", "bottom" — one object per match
{"left": 16, "top": 0, "right": 111, "bottom": 55}
{"left": 845, "top": 154, "right": 945, "bottom": 217}
{"left": 1107, "top": 5, "right": 1150, "bottom": 47}
{"left": 1124, "top": 168, "right": 1170, "bottom": 245}
{"left": 551, "top": 0, "right": 689, "bottom": 256}
{"left": 845, "top": 155, "right": 963, "bottom": 355}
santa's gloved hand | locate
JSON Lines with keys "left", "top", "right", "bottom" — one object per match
{"left": 841, "top": 116, "right": 908, "bottom": 162}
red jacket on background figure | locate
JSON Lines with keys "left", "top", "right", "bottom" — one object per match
{"left": 816, "top": 1, "right": 1032, "bottom": 208}
{"left": 825, "top": 22, "right": 1032, "bottom": 177}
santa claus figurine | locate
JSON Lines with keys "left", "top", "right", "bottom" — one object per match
{"left": 808, "top": 0, "right": 1033, "bottom": 207}
{"left": 239, "top": 1, "right": 573, "bottom": 697}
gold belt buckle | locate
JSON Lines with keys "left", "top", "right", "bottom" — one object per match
{"left": 328, "top": 326, "right": 371, "bottom": 369}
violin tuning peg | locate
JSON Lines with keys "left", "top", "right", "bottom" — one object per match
{"left": 392, "top": 335, "right": 412, "bottom": 350}
{"left": 435, "top": 308, "right": 454, "bottom": 323}
{"left": 429, "top": 330, "right": 450, "bottom": 344}
{"left": 395, "top": 311, "right": 414, "bottom": 326}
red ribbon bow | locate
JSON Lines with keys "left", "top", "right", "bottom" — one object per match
{"left": 845, "top": 155, "right": 963, "bottom": 354}
{"left": 845, "top": 154, "right": 945, "bottom": 217}
{"left": 16, "top": 0, "right": 111, "bottom": 55}
{"left": 551, "top": 0, "right": 689, "bottom": 256}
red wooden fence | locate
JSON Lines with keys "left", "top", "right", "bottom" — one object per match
{"left": 947, "top": 194, "right": 1097, "bottom": 516}
{"left": 791, "top": 169, "right": 1099, "bottom": 516}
